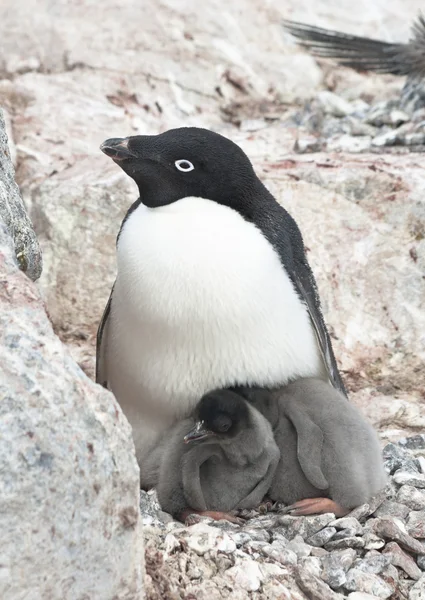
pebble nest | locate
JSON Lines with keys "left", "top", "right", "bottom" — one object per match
{"left": 141, "top": 434, "right": 425, "bottom": 599}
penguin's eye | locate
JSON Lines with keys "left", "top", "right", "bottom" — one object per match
{"left": 215, "top": 416, "right": 232, "bottom": 433}
{"left": 175, "top": 159, "right": 194, "bottom": 172}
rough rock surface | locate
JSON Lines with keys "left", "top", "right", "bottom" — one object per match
{"left": 0, "top": 109, "right": 41, "bottom": 280}
{"left": 141, "top": 436, "right": 425, "bottom": 599}
{"left": 0, "top": 223, "right": 144, "bottom": 599}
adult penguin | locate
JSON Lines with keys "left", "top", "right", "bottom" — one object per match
{"left": 96, "top": 127, "right": 346, "bottom": 487}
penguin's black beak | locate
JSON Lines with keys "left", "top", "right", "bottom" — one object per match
{"left": 184, "top": 421, "right": 214, "bottom": 444}
{"left": 100, "top": 138, "right": 137, "bottom": 161}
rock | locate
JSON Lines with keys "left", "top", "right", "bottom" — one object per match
{"left": 374, "top": 500, "right": 410, "bottom": 520}
{"left": 296, "top": 564, "right": 345, "bottom": 600}
{"left": 417, "top": 555, "right": 425, "bottom": 571}
{"left": 320, "top": 549, "right": 357, "bottom": 589}
{"left": 409, "top": 576, "right": 425, "bottom": 600}
{"left": 347, "top": 594, "right": 384, "bottom": 600}
{"left": 333, "top": 528, "right": 362, "bottom": 540}
{"left": 0, "top": 223, "right": 144, "bottom": 599}
{"left": 325, "top": 537, "right": 366, "bottom": 551}
{"left": 399, "top": 435, "right": 425, "bottom": 451}
{"left": 317, "top": 91, "right": 354, "bottom": 117}
{"left": 278, "top": 514, "right": 335, "bottom": 541}
{"left": 372, "top": 517, "right": 425, "bottom": 555}
{"left": 345, "top": 569, "right": 394, "bottom": 599}
{"left": 224, "top": 558, "right": 263, "bottom": 592}
{"left": 383, "top": 444, "right": 420, "bottom": 475}
{"left": 394, "top": 471, "right": 425, "bottom": 489}
{"left": 355, "top": 554, "right": 390, "bottom": 575}
{"left": 261, "top": 542, "right": 298, "bottom": 565}
{"left": 287, "top": 535, "right": 312, "bottom": 559}
{"left": 307, "top": 527, "right": 337, "bottom": 547}
{"left": 383, "top": 541, "right": 422, "bottom": 580}
{"left": 407, "top": 511, "right": 425, "bottom": 539}
{"left": 363, "top": 532, "right": 386, "bottom": 551}
{"left": 330, "top": 517, "right": 363, "bottom": 535}
{"left": 182, "top": 523, "right": 236, "bottom": 556}
{"left": 397, "top": 486, "right": 425, "bottom": 510}
{"left": 348, "top": 505, "right": 374, "bottom": 521}
{"left": 0, "top": 109, "right": 42, "bottom": 281}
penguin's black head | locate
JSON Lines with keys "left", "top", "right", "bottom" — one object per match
{"left": 184, "top": 389, "right": 251, "bottom": 445}
{"left": 100, "top": 127, "right": 258, "bottom": 210}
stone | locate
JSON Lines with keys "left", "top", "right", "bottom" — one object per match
{"left": 330, "top": 518, "right": 363, "bottom": 535}
{"left": 418, "top": 555, "right": 425, "bottom": 571}
{"left": 287, "top": 535, "right": 312, "bottom": 559}
{"left": 383, "top": 444, "right": 420, "bottom": 475}
{"left": 399, "top": 436, "right": 425, "bottom": 451}
{"left": 325, "top": 537, "right": 366, "bottom": 551}
{"left": 373, "top": 517, "right": 425, "bottom": 555}
{"left": 224, "top": 558, "right": 263, "bottom": 592}
{"left": 278, "top": 514, "right": 335, "bottom": 541}
{"left": 261, "top": 542, "right": 298, "bottom": 566}
{"left": 397, "top": 486, "right": 425, "bottom": 511}
{"left": 296, "top": 564, "right": 345, "bottom": 600}
{"left": 0, "top": 109, "right": 42, "bottom": 281}
{"left": 409, "top": 576, "right": 425, "bottom": 600}
{"left": 355, "top": 554, "right": 390, "bottom": 575}
{"left": 374, "top": 500, "right": 410, "bottom": 520}
{"left": 407, "top": 511, "right": 425, "bottom": 539}
{"left": 307, "top": 527, "right": 337, "bottom": 547}
{"left": 383, "top": 541, "right": 422, "bottom": 580}
{"left": 321, "top": 549, "right": 357, "bottom": 589}
{"left": 0, "top": 224, "right": 144, "bottom": 599}
{"left": 316, "top": 91, "right": 355, "bottom": 117}
{"left": 183, "top": 523, "right": 236, "bottom": 556}
{"left": 363, "top": 532, "right": 386, "bottom": 551}
{"left": 345, "top": 569, "right": 394, "bottom": 599}
{"left": 333, "top": 528, "right": 361, "bottom": 540}
{"left": 393, "top": 471, "right": 425, "bottom": 489}
{"left": 347, "top": 594, "right": 384, "bottom": 600}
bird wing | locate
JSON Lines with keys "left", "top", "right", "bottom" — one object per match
{"left": 95, "top": 284, "right": 114, "bottom": 388}
{"left": 282, "top": 18, "right": 424, "bottom": 76}
{"left": 285, "top": 401, "right": 329, "bottom": 490}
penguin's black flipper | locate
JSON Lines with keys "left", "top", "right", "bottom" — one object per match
{"left": 282, "top": 16, "right": 425, "bottom": 78}
{"left": 96, "top": 283, "right": 114, "bottom": 387}
{"left": 293, "top": 269, "right": 346, "bottom": 396}
{"left": 285, "top": 401, "right": 329, "bottom": 490}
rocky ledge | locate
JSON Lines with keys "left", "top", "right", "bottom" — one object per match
{"left": 141, "top": 435, "right": 425, "bottom": 599}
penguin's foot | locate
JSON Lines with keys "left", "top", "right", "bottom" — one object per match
{"left": 180, "top": 509, "right": 245, "bottom": 526}
{"left": 280, "top": 497, "right": 349, "bottom": 517}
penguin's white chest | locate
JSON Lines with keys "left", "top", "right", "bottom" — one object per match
{"left": 106, "top": 197, "right": 323, "bottom": 454}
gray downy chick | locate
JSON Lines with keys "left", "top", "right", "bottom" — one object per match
{"left": 156, "top": 388, "right": 280, "bottom": 523}
{"left": 239, "top": 377, "right": 387, "bottom": 516}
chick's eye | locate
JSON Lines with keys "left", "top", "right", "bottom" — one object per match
{"left": 216, "top": 417, "right": 231, "bottom": 433}
{"left": 175, "top": 159, "right": 194, "bottom": 172}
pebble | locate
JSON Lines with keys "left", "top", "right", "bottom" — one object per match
{"left": 333, "top": 528, "right": 361, "bottom": 540}
{"left": 317, "top": 90, "right": 355, "bottom": 117}
{"left": 417, "top": 555, "right": 425, "bottom": 570}
{"left": 325, "top": 537, "right": 365, "bottom": 551}
{"left": 321, "top": 549, "right": 357, "bottom": 589}
{"left": 296, "top": 564, "right": 345, "bottom": 600}
{"left": 355, "top": 554, "right": 390, "bottom": 575}
{"left": 345, "top": 568, "right": 394, "bottom": 599}
{"left": 399, "top": 435, "right": 425, "bottom": 451}
{"left": 225, "top": 558, "right": 263, "bottom": 592}
{"left": 374, "top": 500, "right": 411, "bottom": 520}
{"left": 287, "top": 535, "right": 312, "bottom": 558}
{"left": 277, "top": 513, "right": 335, "bottom": 540}
{"left": 308, "top": 526, "right": 337, "bottom": 547}
{"left": 383, "top": 541, "right": 423, "bottom": 580}
{"left": 397, "top": 486, "right": 425, "bottom": 510}
{"left": 407, "top": 510, "right": 425, "bottom": 539}
{"left": 409, "top": 575, "right": 425, "bottom": 600}
{"left": 330, "top": 517, "right": 363, "bottom": 535}
{"left": 363, "top": 532, "right": 386, "bottom": 551}
{"left": 382, "top": 443, "right": 420, "bottom": 475}
{"left": 373, "top": 517, "right": 425, "bottom": 555}
{"left": 260, "top": 542, "right": 298, "bottom": 566}
{"left": 393, "top": 471, "right": 425, "bottom": 489}
{"left": 347, "top": 594, "right": 385, "bottom": 600}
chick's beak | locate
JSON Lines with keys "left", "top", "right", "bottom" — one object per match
{"left": 100, "top": 137, "right": 137, "bottom": 161}
{"left": 184, "top": 421, "right": 214, "bottom": 444}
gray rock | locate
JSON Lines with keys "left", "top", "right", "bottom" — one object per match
{"left": 321, "top": 549, "right": 357, "bottom": 590}
{"left": 418, "top": 555, "right": 425, "bottom": 571}
{"left": 373, "top": 517, "right": 425, "bottom": 555}
{"left": 374, "top": 500, "right": 411, "bottom": 520}
{"left": 317, "top": 91, "right": 355, "bottom": 117}
{"left": 307, "top": 527, "right": 337, "bottom": 547}
{"left": 0, "top": 109, "right": 42, "bottom": 281}
{"left": 333, "top": 528, "right": 361, "bottom": 540}
{"left": 0, "top": 224, "right": 144, "bottom": 599}
{"left": 261, "top": 543, "right": 298, "bottom": 566}
{"left": 383, "top": 541, "right": 422, "bottom": 580}
{"left": 325, "top": 537, "right": 366, "bottom": 551}
{"left": 407, "top": 511, "right": 425, "bottom": 539}
{"left": 347, "top": 593, "right": 385, "bottom": 600}
{"left": 393, "top": 471, "right": 425, "bottom": 489}
{"left": 397, "top": 486, "right": 425, "bottom": 511}
{"left": 296, "top": 564, "right": 345, "bottom": 600}
{"left": 348, "top": 505, "right": 373, "bottom": 521}
{"left": 345, "top": 568, "right": 394, "bottom": 599}
{"left": 399, "top": 436, "right": 425, "bottom": 451}
{"left": 409, "top": 575, "right": 425, "bottom": 600}
{"left": 277, "top": 514, "right": 335, "bottom": 541}
{"left": 287, "top": 535, "right": 312, "bottom": 559}
{"left": 383, "top": 444, "right": 420, "bottom": 475}
{"left": 355, "top": 554, "right": 390, "bottom": 575}
{"left": 330, "top": 517, "right": 363, "bottom": 535}
{"left": 363, "top": 532, "right": 386, "bottom": 550}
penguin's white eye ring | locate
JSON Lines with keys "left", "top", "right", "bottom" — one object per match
{"left": 175, "top": 159, "right": 194, "bottom": 172}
